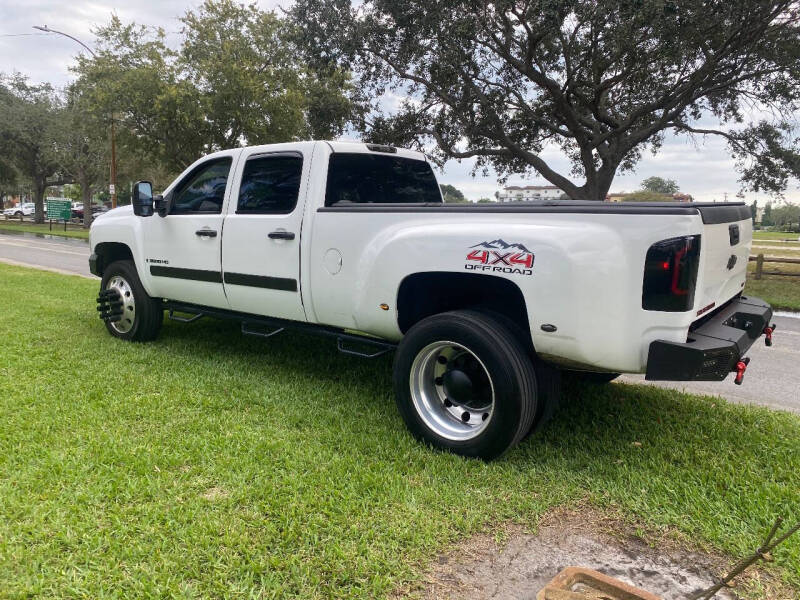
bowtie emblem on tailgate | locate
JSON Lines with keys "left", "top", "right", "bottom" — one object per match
{"left": 465, "top": 239, "right": 534, "bottom": 275}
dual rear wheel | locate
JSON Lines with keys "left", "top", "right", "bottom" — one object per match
{"left": 394, "top": 310, "right": 555, "bottom": 460}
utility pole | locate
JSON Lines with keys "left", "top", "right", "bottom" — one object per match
{"left": 33, "top": 25, "right": 117, "bottom": 209}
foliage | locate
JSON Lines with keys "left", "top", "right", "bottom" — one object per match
{"left": 641, "top": 176, "right": 680, "bottom": 195}
{"left": 0, "top": 264, "right": 799, "bottom": 597}
{"left": 0, "top": 74, "right": 71, "bottom": 222}
{"left": 751, "top": 200, "right": 758, "bottom": 225}
{"left": 291, "top": 0, "right": 800, "bottom": 200}
{"left": 55, "top": 84, "right": 111, "bottom": 228}
{"left": 439, "top": 183, "right": 466, "bottom": 203}
{"left": 763, "top": 202, "right": 774, "bottom": 226}
{"left": 75, "top": 0, "right": 362, "bottom": 176}
{"left": 620, "top": 190, "right": 674, "bottom": 202}
{"left": 769, "top": 202, "right": 800, "bottom": 230}
{"left": 0, "top": 158, "right": 19, "bottom": 206}
{"left": 476, "top": 197, "right": 494, "bottom": 203}
{"left": 61, "top": 184, "right": 82, "bottom": 204}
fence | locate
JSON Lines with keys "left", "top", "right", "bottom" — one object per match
{"left": 749, "top": 254, "right": 800, "bottom": 279}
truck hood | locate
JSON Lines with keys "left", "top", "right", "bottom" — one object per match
{"left": 97, "top": 204, "right": 134, "bottom": 220}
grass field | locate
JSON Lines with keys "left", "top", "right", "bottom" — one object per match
{"left": 753, "top": 231, "right": 800, "bottom": 242}
{"left": 0, "top": 220, "right": 90, "bottom": 240}
{"left": 746, "top": 260, "right": 800, "bottom": 311}
{"left": 0, "top": 263, "right": 799, "bottom": 598}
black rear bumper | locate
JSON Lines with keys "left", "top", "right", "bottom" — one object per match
{"left": 645, "top": 295, "right": 773, "bottom": 381}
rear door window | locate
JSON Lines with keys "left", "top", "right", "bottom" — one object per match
{"left": 325, "top": 153, "right": 441, "bottom": 206}
{"left": 237, "top": 154, "right": 303, "bottom": 214}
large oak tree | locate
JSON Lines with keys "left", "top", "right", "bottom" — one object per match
{"left": 292, "top": 0, "right": 800, "bottom": 199}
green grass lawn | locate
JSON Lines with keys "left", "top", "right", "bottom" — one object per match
{"left": 746, "top": 261, "right": 800, "bottom": 311}
{"left": 753, "top": 231, "right": 800, "bottom": 242}
{"left": 1, "top": 263, "right": 798, "bottom": 598}
{"left": 0, "top": 220, "right": 90, "bottom": 240}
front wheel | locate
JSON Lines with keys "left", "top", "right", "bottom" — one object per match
{"left": 393, "top": 310, "right": 538, "bottom": 460}
{"left": 99, "top": 260, "right": 162, "bottom": 342}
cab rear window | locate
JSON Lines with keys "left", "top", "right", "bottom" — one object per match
{"left": 324, "top": 153, "right": 441, "bottom": 206}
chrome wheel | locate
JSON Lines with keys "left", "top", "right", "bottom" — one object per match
{"left": 409, "top": 341, "right": 495, "bottom": 441}
{"left": 106, "top": 275, "right": 136, "bottom": 334}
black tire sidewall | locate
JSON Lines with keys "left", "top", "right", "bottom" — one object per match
{"left": 393, "top": 311, "right": 537, "bottom": 460}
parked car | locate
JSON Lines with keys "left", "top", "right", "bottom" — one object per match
{"left": 72, "top": 203, "right": 108, "bottom": 220}
{"left": 3, "top": 202, "right": 35, "bottom": 217}
{"left": 89, "top": 141, "right": 775, "bottom": 460}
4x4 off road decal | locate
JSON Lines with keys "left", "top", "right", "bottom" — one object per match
{"left": 465, "top": 239, "right": 534, "bottom": 275}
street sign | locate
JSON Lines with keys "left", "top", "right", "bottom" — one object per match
{"left": 46, "top": 199, "right": 71, "bottom": 221}
{"left": 109, "top": 184, "right": 116, "bottom": 194}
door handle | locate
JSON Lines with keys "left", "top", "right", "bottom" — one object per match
{"left": 268, "top": 231, "right": 295, "bottom": 240}
{"left": 195, "top": 229, "right": 217, "bottom": 237}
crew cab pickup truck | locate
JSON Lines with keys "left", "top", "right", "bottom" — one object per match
{"left": 89, "top": 141, "right": 775, "bottom": 459}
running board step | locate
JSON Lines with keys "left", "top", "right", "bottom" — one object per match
{"left": 336, "top": 335, "right": 394, "bottom": 358}
{"left": 168, "top": 309, "right": 204, "bottom": 323}
{"left": 242, "top": 322, "right": 285, "bottom": 338}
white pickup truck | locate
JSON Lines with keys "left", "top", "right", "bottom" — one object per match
{"left": 89, "top": 141, "right": 775, "bottom": 459}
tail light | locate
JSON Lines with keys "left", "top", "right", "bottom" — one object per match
{"left": 642, "top": 235, "right": 701, "bottom": 311}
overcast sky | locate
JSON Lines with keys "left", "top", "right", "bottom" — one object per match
{"left": 2, "top": 0, "right": 798, "bottom": 203}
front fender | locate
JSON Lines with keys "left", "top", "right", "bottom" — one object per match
{"left": 89, "top": 207, "right": 151, "bottom": 295}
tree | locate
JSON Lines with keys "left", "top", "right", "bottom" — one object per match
{"left": 621, "top": 190, "right": 673, "bottom": 202}
{"left": 439, "top": 183, "right": 466, "bottom": 203}
{"left": 56, "top": 85, "right": 111, "bottom": 229}
{"left": 476, "top": 197, "right": 494, "bottom": 203}
{"left": 762, "top": 202, "right": 773, "bottom": 226}
{"left": 750, "top": 200, "right": 758, "bottom": 226}
{"left": 292, "top": 0, "right": 800, "bottom": 200}
{"left": 0, "top": 159, "right": 18, "bottom": 207}
{"left": 641, "top": 176, "right": 679, "bottom": 195}
{"left": 0, "top": 75, "right": 71, "bottom": 223}
{"left": 770, "top": 202, "right": 800, "bottom": 230}
{"left": 75, "top": 1, "right": 362, "bottom": 175}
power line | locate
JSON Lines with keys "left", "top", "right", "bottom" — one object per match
{"left": 0, "top": 33, "right": 52, "bottom": 37}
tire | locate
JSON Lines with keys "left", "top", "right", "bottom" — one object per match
{"left": 472, "top": 307, "right": 561, "bottom": 437}
{"left": 99, "top": 260, "right": 162, "bottom": 342}
{"left": 525, "top": 360, "right": 561, "bottom": 438}
{"left": 393, "top": 310, "right": 538, "bottom": 460}
{"left": 566, "top": 371, "right": 620, "bottom": 384}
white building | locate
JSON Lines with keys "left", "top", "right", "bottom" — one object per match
{"left": 497, "top": 185, "right": 562, "bottom": 202}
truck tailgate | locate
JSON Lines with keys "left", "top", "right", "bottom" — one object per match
{"left": 695, "top": 208, "right": 752, "bottom": 314}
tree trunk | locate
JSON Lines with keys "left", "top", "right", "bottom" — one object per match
{"left": 33, "top": 180, "right": 46, "bottom": 224}
{"left": 81, "top": 174, "right": 93, "bottom": 229}
{"left": 569, "top": 168, "right": 615, "bottom": 201}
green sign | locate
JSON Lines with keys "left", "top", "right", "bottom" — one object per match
{"left": 46, "top": 199, "right": 71, "bottom": 221}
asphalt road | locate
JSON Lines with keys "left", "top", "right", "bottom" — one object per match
{"left": 1, "top": 230, "right": 798, "bottom": 414}
{"left": 0, "top": 229, "right": 95, "bottom": 279}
